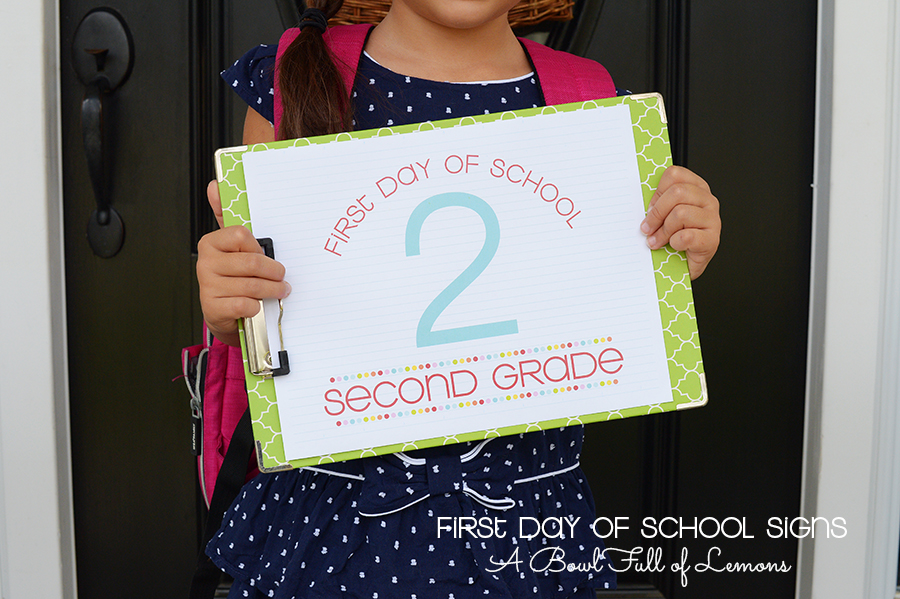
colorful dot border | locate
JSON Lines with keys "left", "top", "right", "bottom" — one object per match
{"left": 333, "top": 378, "right": 621, "bottom": 427}
{"left": 328, "top": 336, "right": 614, "bottom": 384}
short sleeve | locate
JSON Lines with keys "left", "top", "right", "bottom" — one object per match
{"left": 221, "top": 43, "right": 277, "bottom": 124}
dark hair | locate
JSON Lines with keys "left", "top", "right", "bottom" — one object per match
{"left": 277, "top": 0, "right": 353, "bottom": 140}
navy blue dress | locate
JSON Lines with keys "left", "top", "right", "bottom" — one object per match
{"left": 213, "top": 43, "right": 618, "bottom": 599}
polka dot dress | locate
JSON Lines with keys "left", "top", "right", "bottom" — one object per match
{"left": 210, "top": 430, "right": 615, "bottom": 599}
{"left": 215, "top": 45, "right": 617, "bottom": 599}
{"left": 221, "top": 45, "right": 542, "bottom": 130}
{"left": 350, "top": 52, "right": 541, "bottom": 129}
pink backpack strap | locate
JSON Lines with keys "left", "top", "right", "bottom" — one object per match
{"left": 520, "top": 37, "right": 616, "bottom": 104}
{"left": 274, "top": 23, "right": 373, "bottom": 136}
{"left": 273, "top": 24, "right": 613, "bottom": 132}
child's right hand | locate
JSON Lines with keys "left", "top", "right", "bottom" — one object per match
{"left": 197, "top": 180, "right": 291, "bottom": 347}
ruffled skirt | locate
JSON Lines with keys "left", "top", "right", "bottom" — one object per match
{"left": 208, "top": 426, "right": 617, "bottom": 598}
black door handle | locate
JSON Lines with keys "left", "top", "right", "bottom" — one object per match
{"left": 72, "top": 8, "right": 133, "bottom": 258}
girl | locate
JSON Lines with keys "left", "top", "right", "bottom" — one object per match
{"left": 197, "top": 1, "right": 721, "bottom": 597}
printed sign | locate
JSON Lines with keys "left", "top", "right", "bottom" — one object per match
{"left": 216, "top": 95, "right": 706, "bottom": 469}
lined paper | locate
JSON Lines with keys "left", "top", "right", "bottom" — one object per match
{"left": 241, "top": 104, "right": 672, "bottom": 461}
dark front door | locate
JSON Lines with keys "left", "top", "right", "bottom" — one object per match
{"left": 553, "top": 1, "right": 816, "bottom": 597}
{"left": 60, "top": 1, "right": 286, "bottom": 595}
{"left": 60, "top": 1, "right": 814, "bottom": 597}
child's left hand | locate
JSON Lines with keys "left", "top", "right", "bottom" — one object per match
{"left": 640, "top": 165, "right": 720, "bottom": 279}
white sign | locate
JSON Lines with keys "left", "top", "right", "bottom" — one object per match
{"left": 241, "top": 105, "right": 671, "bottom": 461}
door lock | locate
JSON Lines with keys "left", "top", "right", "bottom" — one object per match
{"left": 72, "top": 8, "right": 134, "bottom": 258}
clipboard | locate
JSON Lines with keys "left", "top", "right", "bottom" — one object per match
{"left": 215, "top": 93, "right": 707, "bottom": 472}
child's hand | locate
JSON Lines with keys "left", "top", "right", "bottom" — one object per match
{"left": 640, "top": 166, "right": 720, "bottom": 279}
{"left": 197, "top": 180, "right": 291, "bottom": 346}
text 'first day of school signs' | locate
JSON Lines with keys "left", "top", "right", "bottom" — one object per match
{"left": 215, "top": 94, "right": 706, "bottom": 470}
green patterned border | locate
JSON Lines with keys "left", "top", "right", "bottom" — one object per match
{"left": 215, "top": 93, "right": 706, "bottom": 471}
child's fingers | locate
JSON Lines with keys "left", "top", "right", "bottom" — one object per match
{"left": 220, "top": 294, "right": 264, "bottom": 320}
{"left": 668, "top": 228, "right": 720, "bottom": 279}
{"left": 208, "top": 276, "right": 293, "bottom": 311}
{"left": 643, "top": 200, "right": 720, "bottom": 280}
{"left": 197, "top": 226, "right": 293, "bottom": 346}
{"left": 212, "top": 255, "right": 288, "bottom": 290}
{"left": 666, "top": 223, "right": 719, "bottom": 254}
{"left": 198, "top": 226, "right": 290, "bottom": 294}
{"left": 645, "top": 203, "right": 718, "bottom": 250}
{"left": 648, "top": 165, "right": 711, "bottom": 209}
{"left": 201, "top": 295, "right": 261, "bottom": 348}
{"left": 201, "top": 224, "right": 264, "bottom": 257}
{"left": 642, "top": 166, "right": 715, "bottom": 234}
{"left": 208, "top": 179, "right": 225, "bottom": 229}
{"left": 642, "top": 181, "right": 715, "bottom": 237}
{"left": 640, "top": 166, "right": 721, "bottom": 281}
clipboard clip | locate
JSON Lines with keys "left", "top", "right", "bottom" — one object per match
{"left": 244, "top": 237, "right": 291, "bottom": 378}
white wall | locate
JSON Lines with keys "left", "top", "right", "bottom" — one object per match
{"left": 0, "top": 0, "right": 76, "bottom": 597}
{"left": 799, "top": 0, "right": 900, "bottom": 596}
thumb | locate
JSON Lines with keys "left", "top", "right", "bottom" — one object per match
{"left": 207, "top": 179, "right": 224, "bottom": 229}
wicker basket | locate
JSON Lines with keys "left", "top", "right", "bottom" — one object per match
{"left": 332, "top": 0, "right": 574, "bottom": 29}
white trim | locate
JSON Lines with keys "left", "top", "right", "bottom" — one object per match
{"left": 0, "top": 1, "right": 76, "bottom": 598}
{"left": 460, "top": 439, "right": 494, "bottom": 462}
{"left": 864, "top": 0, "right": 900, "bottom": 593}
{"left": 362, "top": 51, "right": 534, "bottom": 85}
{"left": 302, "top": 466, "right": 365, "bottom": 481}
{"left": 393, "top": 452, "right": 427, "bottom": 466}
{"left": 513, "top": 461, "right": 581, "bottom": 484}
{"left": 799, "top": 0, "right": 900, "bottom": 596}
{"left": 797, "top": 0, "right": 833, "bottom": 592}
{"left": 358, "top": 493, "right": 432, "bottom": 517}
{"left": 394, "top": 438, "right": 495, "bottom": 466}
{"left": 461, "top": 482, "right": 515, "bottom": 510}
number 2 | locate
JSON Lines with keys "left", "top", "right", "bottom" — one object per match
{"left": 405, "top": 192, "right": 519, "bottom": 347}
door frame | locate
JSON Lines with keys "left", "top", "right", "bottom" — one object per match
{"left": 799, "top": 0, "right": 900, "bottom": 596}
{"left": 2, "top": 0, "right": 900, "bottom": 597}
{"left": 0, "top": 0, "right": 77, "bottom": 597}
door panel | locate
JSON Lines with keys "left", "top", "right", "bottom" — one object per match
{"left": 61, "top": 2, "right": 196, "bottom": 594}
{"left": 61, "top": 1, "right": 284, "bottom": 596}
{"left": 675, "top": 2, "right": 815, "bottom": 596}
{"left": 555, "top": 1, "right": 816, "bottom": 596}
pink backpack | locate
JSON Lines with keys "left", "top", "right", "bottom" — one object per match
{"left": 184, "top": 29, "right": 616, "bottom": 592}
{"left": 182, "top": 325, "right": 258, "bottom": 508}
